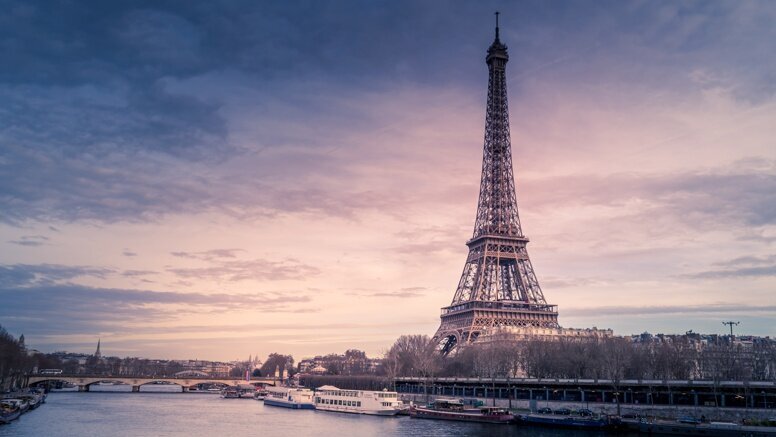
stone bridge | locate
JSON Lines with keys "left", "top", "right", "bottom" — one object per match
{"left": 26, "top": 374, "right": 278, "bottom": 392}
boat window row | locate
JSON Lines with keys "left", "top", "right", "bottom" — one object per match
{"left": 316, "top": 397, "right": 361, "bottom": 407}
{"left": 319, "top": 390, "right": 359, "bottom": 397}
{"left": 377, "top": 393, "right": 396, "bottom": 398}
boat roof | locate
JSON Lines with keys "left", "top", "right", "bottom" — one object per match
{"left": 266, "top": 386, "right": 289, "bottom": 392}
{"left": 433, "top": 398, "right": 464, "bottom": 405}
{"left": 317, "top": 385, "right": 340, "bottom": 391}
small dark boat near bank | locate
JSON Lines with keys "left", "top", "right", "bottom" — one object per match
{"left": 409, "top": 398, "right": 514, "bottom": 424}
{"left": 629, "top": 419, "right": 776, "bottom": 437}
{"left": 519, "top": 412, "right": 622, "bottom": 430}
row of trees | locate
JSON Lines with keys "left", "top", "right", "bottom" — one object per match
{"left": 5, "top": 323, "right": 775, "bottom": 391}
{"left": 382, "top": 333, "right": 776, "bottom": 382}
{"left": 312, "top": 350, "right": 372, "bottom": 375}
{"left": 0, "top": 326, "right": 33, "bottom": 390}
{"left": 229, "top": 353, "right": 295, "bottom": 378}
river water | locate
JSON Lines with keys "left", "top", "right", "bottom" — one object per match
{"left": 1, "top": 392, "right": 621, "bottom": 437}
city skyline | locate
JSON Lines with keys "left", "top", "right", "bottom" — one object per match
{"left": 1, "top": 1, "right": 775, "bottom": 361}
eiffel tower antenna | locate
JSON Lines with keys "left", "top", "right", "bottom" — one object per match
{"left": 495, "top": 11, "right": 500, "bottom": 41}
{"left": 432, "top": 15, "right": 559, "bottom": 355}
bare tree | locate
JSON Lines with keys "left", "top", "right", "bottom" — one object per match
{"left": 600, "top": 337, "right": 632, "bottom": 416}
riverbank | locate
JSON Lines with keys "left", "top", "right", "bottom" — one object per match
{"left": 400, "top": 394, "right": 776, "bottom": 423}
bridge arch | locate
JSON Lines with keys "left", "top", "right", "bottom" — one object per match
{"left": 137, "top": 380, "right": 184, "bottom": 387}
{"left": 28, "top": 378, "right": 76, "bottom": 389}
{"left": 25, "top": 375, "right": 278, "bottom": 392}
{"left": 84, "top": 379, "right": 133, "bottom": 387}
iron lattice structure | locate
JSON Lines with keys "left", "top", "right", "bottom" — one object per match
{"left": 433, "top": 19, "right": 559, "bottom": 355}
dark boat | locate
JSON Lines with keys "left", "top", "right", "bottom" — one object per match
{"left": 0, "top": 401, "right": 22, "bottom": 425}
{"left": 409, "top": 398, "right": 514, "bottom": 424}
{"left": 0, "top": 409, "right": 21, "bottom": 425}
{"left": 630, "top": 419, "right": 776, "bottom": 437}
{"left": 520, "top": 413, "right": 622, "bottom": 430}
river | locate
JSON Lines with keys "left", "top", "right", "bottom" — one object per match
{"left": 1, "top": 392, "right": 622, "bottom": 437}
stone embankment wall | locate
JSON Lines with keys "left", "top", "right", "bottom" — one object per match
{"left": 399, "top": 394, "right": 775, "bottom": 423}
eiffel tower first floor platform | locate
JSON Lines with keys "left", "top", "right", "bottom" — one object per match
{"left": 432, "top": 300, "right": 559, "bottom": 353}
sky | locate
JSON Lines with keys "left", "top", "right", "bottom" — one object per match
{"left": 1, "top": 0, "right": 775, "bottom": 361}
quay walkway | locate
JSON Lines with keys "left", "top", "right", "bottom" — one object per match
{"left": 395, "top": 377, "right": 776, "bottom": 410}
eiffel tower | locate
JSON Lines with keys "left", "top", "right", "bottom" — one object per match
{"left": 433, "top": 14, "right": 559, "bottom": 355}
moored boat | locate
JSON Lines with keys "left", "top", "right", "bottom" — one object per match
{"left": 0, "top": 399, "right": 28, "bottom": 415}
{"left": 0, "top": 406, "right": 21, "bottom": 425}
{"left": 314, "top": 386, "right": 403, "bottom": 416}
{"left": 220, "top": 387, "right": 240, "bottom": 399}
{"left": 519, "top": 413, "right": 622, "bottom": 430}
{"left": 410, "top": 398, "right": 514, "bottom": 424}
{"left": 263, "top": 386, "right": 315, "bottom": 410}
{"left": 25, "top": 395, "right": 40, "bottom": 410}
{"left": 630, "top": 419, "right": 776, "bottom": 436}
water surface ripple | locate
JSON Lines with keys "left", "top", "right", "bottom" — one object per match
{"left": 0, "top": 392, "right": 620, "bottom": 437}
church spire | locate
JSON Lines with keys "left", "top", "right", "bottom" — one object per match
{"left": 94, "top": 338, "right": 101, "bottom": 358}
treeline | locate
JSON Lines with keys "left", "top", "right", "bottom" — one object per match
{"left": 0, "top": 326, "right": 32, "bottom": 390}
{"left": 382, "top": 333, "right": 776, "bottom": 382}
{"left": 299, "top": 374, "right": 391, "bottom": 391}
{"left": 230, "top": 353, "right": 295, "bottom": 378}
{"left": 65, "top": 356, "right": 189, "bottom": 377}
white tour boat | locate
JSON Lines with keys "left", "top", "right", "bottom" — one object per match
{"left": 314, "top": 385, "right": 403, "bottom": 416}
{"left": 263, "top": 386, "right": 315, "bottom": 410}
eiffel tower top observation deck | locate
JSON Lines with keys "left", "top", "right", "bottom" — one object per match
{"left": 433, "top": 14, "right": 559, "bottom": 354}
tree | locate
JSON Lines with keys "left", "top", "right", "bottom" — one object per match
{"left": 600, "top": 337, "right": 632, "bottom": 416}
{"left": 260, "top": 353, "right": 295, "bottom": 378}
{"left": 385, "top": 334, "right": 440, "bottom": 401}
{"left": 0, "top": 325, "right": 32, "bottom": 391}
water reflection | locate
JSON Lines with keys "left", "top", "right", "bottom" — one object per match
{"left": 0, "top": 392, "right": 629, "bottom": 437}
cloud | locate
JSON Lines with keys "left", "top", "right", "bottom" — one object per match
{"left": 541, "top": 277, "right": 608, "bottom": 289}
{"left": 522, "top": 159, "right": 776, "bottom": 229}
{"left": 122, "top": 249, "right": 137, "bottom": 257}
{"left": 170, "top": 249, "right": 244, "bottom": 261}
{"left": 0, "top": 263, "right": 114, "bottom": 287}
{"left": 0, "top": 1, "right": 773, "bottom": 229}
{"left": 121, "top": 270, "right": 158, "bottom": 277}
{"left": 565, "top": 303, "right": 776, "bottom": 318}
{"left": 676, "top": 255, "right": 776, "bottom": 279}
{"left": 345, "top": 287, "right": 427, "bottom": 298}
{"left": 167, "top": 258, "right": 319, "bottom": 282}
{"left": 682, "top": 265, "right": 776, "bottom": 280}
{"left": 713, "top": 255, "right": 776, "bottom": 267}
{"left": 0, "top": 283, "right": 314, "bottom": 337}
{"left": 7, "top": 235, "right": 49, "bottom": 247}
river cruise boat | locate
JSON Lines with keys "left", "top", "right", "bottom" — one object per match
{"left": 314, "top": 386, "right": 403, "bottom": 416}
{"left": 410, "top": 398, "right": 514, "bottom": 424}
{"left": 263, "top": 386, "right": 315, "bottom": 410}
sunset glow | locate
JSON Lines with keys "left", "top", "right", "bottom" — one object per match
{"left": 1, "top": 1, "right": 775, "bottom": 360}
